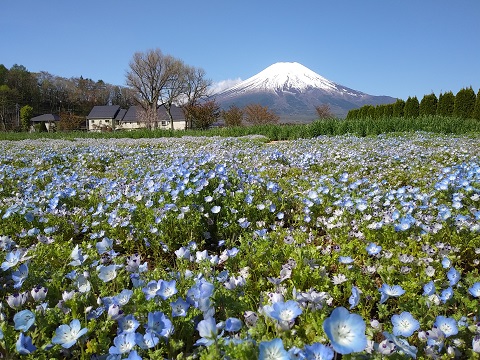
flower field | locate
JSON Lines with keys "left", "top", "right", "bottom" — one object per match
{"left": 0, "top": 133, "right": 479, "bottom": 359}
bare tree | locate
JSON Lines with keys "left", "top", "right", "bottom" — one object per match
{"left": 315, "top": 104, "right": 333, "bottom": 119}
{"left": 244, "top": 104, "right": 279, "bottom": 125}
{"left": 126, "top": 48, "right": 177, "bottom": 129}
{"left": 181, "top": 66, "right": 211, "bottom": 129}
{"left": 159, "top": 58, "right": 187, "bottom": 130}
{"left": 221, "top": 105, "right": 244, "bottom": 127}
{"left": 184, "top": 100, "right": 220, "bottom": 130}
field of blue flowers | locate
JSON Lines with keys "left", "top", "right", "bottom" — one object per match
{"left": 0, "top": 133, "right": 479, "bottom": 359}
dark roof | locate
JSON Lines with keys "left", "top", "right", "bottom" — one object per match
{"left": 118, "top": 105, "right": 185, "bottom": 122}
{"left": 114, "top": 108, "right": 127, "bottom": 120}
{"left": 87, "top": 105, "right": 121, "bottom": 119}
{"left": 31, "top": 114, "right": 60, "bottom": 122}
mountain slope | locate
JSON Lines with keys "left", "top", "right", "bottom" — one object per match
{"left": 214, "top": 62, "right": 396, "bottom": 120}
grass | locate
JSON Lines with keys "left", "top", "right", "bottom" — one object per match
{"left": 0, "top": 115, "right": 479, "bottom": 142}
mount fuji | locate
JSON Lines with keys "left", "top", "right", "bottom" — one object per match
{"left": 214, "top": 62, "right": 396, "bottom": 121}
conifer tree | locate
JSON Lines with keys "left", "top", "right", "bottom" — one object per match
{"left": 384, "top": 104, "right": 394, "bottom": 117}
{"left": 473, "top": 89, "right": 480, "bottom": 120}
{"left": 392, "top": 99, "right": 405, "bottom": 117}
{"left": 437, "top": 91, "right": 455, "bottom": 117}
{"left": 453, "top": 87, "right": 476, "bottom": 118}
{"left": 419, "top": 93, "right": 438, "bottom": 116}
{"left": 404, "top": 96, "right": 419, "bottom": 118}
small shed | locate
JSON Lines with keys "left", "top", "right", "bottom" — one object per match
{"left": 30, "top": 114, "right": 60, "bottom": 132}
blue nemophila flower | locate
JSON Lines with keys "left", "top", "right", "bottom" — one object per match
{"left": 366, "top": 242, "right": 382, "bottom": 256}
{"left": 12, "top": 263, "right": 29, "bottom": 289}
{"left": 338, "top": 256, "right": 354, "bottom": 264}
{"left": 76, "top": 274, "right": 91, "bottom": 293}
{"left": 97, "top": 264, "right": 119, "bottom": 282}
{"left": 143, "top": 280, "right": 161, "bottom": 300}
{"left": 1, "top": 249, "right": 27, "bottom": 271}
{"left": 473, "top": 335, "right": 480, "bottom": 353}
{"left": 195, "top": 317, "right": 221, "bottom": 346}
{"left": 96, "top": 237, "right": 114, "bottom": 255}
{"left": 6, "top": 292, "right": 28, "bottom": 309}
{"left": 14, "top": 309, "right": 35, "bottom": 332}
{"left": 349, "top": 286, "right": 360, "bottom": 309}
{"left": 146, "top": 311, "right": 173, "bottom": 338}
{"left": 422, "top": 281, "right": 436, "bottom": 296}
{"left": 118, "top": 314, "right": 140, "bottom": 334}
{"left": 303, "top": 342, "right": 334, "bottom": 360}
{"left": 135, "top": 331, "right": 159, "bottom": 349}
{"left": 441, "top": 257, "right": 451, "bottom": 268}
{"left": 52, "top": 319, "right": 88, "bottom": 348}
{"left": 109, "top": 332, "right": 136, "bottom": 355}
{"left": 434, "top": 315, "right": 458, "bottom": 337}
{"left": 322, "top": 307, "right": 367, "bottom": 354}
{"left": 31, "top": 286, "right": 48, "bottom": 302}
{"left": 258, "top": 338, "right": 290, "bottom": 360}
{"left": 391, "top": 312, "right": 420, "bottom": 337}
{"left": 170, "top": 297, "right": 190, "bottom": 317}
{"left": 263, "top": 299, "right": 303, "bottom": 324}
{"left": 440, "top": 286, "right": 454, "bottom": 303}
{"left": 446, "top": 267, "right": 461, "bottom": 286}
{"left": 379, "top": 284, "right": 405, "bottom": 304}
{"left": 115, "top": 289, "right": 133, "bottom": 306}
{"left": 382, "top": 332, "right": 417, "bottom": 358}
{"left": 225, "top": 317, "right": 242, "bottom": 332}
{"left": 69, "top": 245, "right": 88, "bottom": 266}
{"left": 211, "top": 205, "right": 221, "bottom": 214}
{"left": 157, "top": 280, "right": 177, "bottom": 300}
{"left": 468, "top": 282, "right": 480, "bottom": 297}
{"left": 16, "top": 332, "right": 36, "bottom": 355}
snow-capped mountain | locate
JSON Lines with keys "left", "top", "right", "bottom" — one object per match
{"left": 215, "top": 62, "right": 396, "bottom": 120}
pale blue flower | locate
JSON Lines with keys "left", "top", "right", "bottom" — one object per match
{"left": 338, "top": 256, "right": 353, "bottom": 264}
{"left": 211, "top": 205, "right": 221, "bottom": 214}
{"left": 263, "top": 300, "right": 303, "bottom": 323}
{"left": 446, "top": 267, "right": 460, "bottom": 286}
{"left": 195, "top": 317, "right": 220, "bottom": 346}
{"left": 323, "top": 307, "right": 367, "bottom": 354}
{"left": 109, "top": 332, "right": 136, "bottom": 354}
{"left": 303, "top": 342, "right": 334, "bottom": 360}
{"left": 434, "top": 315, "right": 458, "bottom": 337}
{"left": 379, "top": 284, "right": 405, "bottom": 304}
{"left": 52, "top": 319, "right": 88, "bottom": 348}
{"left": 170, "top": 297, "right": 190, "bottom": 317}
{"left": 225, "top": 317, "right": 242, "bottom": 332}
{"left": 157, "top": 280, "right": 177, "bottom": 300}
{"left": 146, "top": 311, "right": 173, "bottom": 338}
{"left": 12, "top": 263, "right": 29, "bottom": 289}
{"left": 391, "top": 312, "right": 420, "bottom": 337}
{"left": 76, "top": 274, "right": 91, "bottom": 293}
{"left": 14, "top": 309, "right": 35, "bottom": 332}
{"left": 6, "top": 292, "right": 28, "bottom": 309}
{"left": 349, "top": 286, "right": 360, "bottom": 309}
{"left": 143, "top": 280, "right": 161, "bottom": 300}
{"left": 69, "top": 245, "right": 87, "bottom": 266}
{"left": 441, "top": 256, "right": 451, "bottom": 268}
{"left": 468, "top": 282, "right": 480, "bottom": 298}
{"left": 440, "top": 286, "right": 454, "bottom": 303}
{"left": 382, "top": 332, "right": 417, "bottom": 358}
{"left": 366, "top": 242, "right": 382, "bottom": 256}
{"left": 135, "top": 331, "right": 159, "bottom": 349}
{"left": 115, "top": 289, "right": 133, "bottom": 306}
{"left": 472, "top": 335, "right": 480, "bottom": 353}
{"left": 31, "top": 286, "right": 48, "bottom": 302}
{"left": 97, "top": 264, "right": 118, "bottom": 282}
{"left": 16, "top": 333, "right": 36, "bottom": 354}
{"left": 118, "top": 314, "right": 140, "bottom": 334}
{"left": 258, "top": 338, "right": 290, "bottom": 360}
{"left": 422, "top": 281, "right": 436, "bottom": 296}
{"left": 2, "top": 249, "right": 25, "bottom": 271}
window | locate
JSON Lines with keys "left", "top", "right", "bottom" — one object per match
{"left": 161, "top": 121, "right": 167, "bottom": 126}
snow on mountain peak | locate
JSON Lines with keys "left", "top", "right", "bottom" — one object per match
{"left": 220, "top": 62, "right": 338, "bottom": 95}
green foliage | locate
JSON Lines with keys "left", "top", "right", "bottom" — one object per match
{"left": 473, "top": 89, "right": 480, "bottom": 120}
{"left": 392, "top": 99, "right": 405, "bottom": 117}
{"left": 403, "top": 96, "right": 419, "bottom": 118}
{"left": 437, "top": 91, "right": 455, "bottom": 116}
{"left": 419, "top": 93, "right": 438, "bottom": 116}
{"left": 454, "top": 87, "right": 476, "bottom": 118}
{"left": 20, "top": 104, "right": 34, "bottom": 131}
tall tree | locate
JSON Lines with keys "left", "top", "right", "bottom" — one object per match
{"left": 184, "top": 100, "right": 220, "bottom": 130}
{"left": 404, "top": 96, "right": 419, "bottom": 118}
{"left": 20, "top": 104, "right": 34, "bottom": 131}
{"left": 419, "top": 93, "right": 438, "bottom": 116}
{"left": 473, "top": 89, "right": 480, "bottom": 120}
{"left": 392, "top": 99, "right": 405, "bottom": 117}
{"left": 182, "top": 66, "right": 211, "bottom": 130}
{"left": 126, "top": 48, "right": 177, "bottom": 129}
{"left": 315, "top": 104, "right": 333, "bottom": 119}
{"left": 437, "top": 91, "right": 455, "bottom": 117}
{"left": 244, "top": 104, "right": 279, "bottom": 125}
{"left": 453, "top": 87, "right": 476, "bottom": 118}
{"left": 222, "top": 105, "right": 244, "bottom": 127}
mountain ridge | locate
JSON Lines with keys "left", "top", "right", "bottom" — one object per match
{"left": 214, "top": 62, "right": 396, "bottom": 120}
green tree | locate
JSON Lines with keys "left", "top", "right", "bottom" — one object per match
{"left": 473, "top": 89, "right": 480, "bottom": 120}
{"left": 374, "top": 105, "right": 385, "bottom": 119}
{"left": 392, "top": 99, "right": 405, "bottom": 117}
{"left": 404, "top": 96, "right": 419, "bottom": 118}
{"left": 437, "top": 91, "right": 455, "bottom": 117}
{"left": 20, "top": 105, "right": 34, "bottom": 131}
{"left": 384, "top": 103, "right": 394, "bottom": 117}
{"left": 454, "top": 87, "right": 476, "bottom": 118}
{"left": 419, "top": 93, "right": 438, "bottom": 116}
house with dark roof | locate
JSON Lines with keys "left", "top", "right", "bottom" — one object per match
{"left": 30, "top": 114, "right": 60, "bottom": 132}
{"left": 86, "top": 105, "right": 185, "bottom": 131}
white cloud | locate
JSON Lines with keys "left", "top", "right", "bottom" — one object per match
{"left": 209, "top": 78, "right": 243, "bottom": 94}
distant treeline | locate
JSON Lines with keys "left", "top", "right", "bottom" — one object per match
{"left": 347, "top": 87, "right": 480, "bottom": 120}
{"left": 0, "top": 63, "right": 135, "bottom": 130}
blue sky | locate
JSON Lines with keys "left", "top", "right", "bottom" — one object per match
{"left": 2, "top": 0, "right": 479, "bottom": 100}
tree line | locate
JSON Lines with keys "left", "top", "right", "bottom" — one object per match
{"left": 0, "top": 64, "right": 135, "bottom": 131}
{"left": 347, "top": 87, "right": 480, "bottom": 120}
